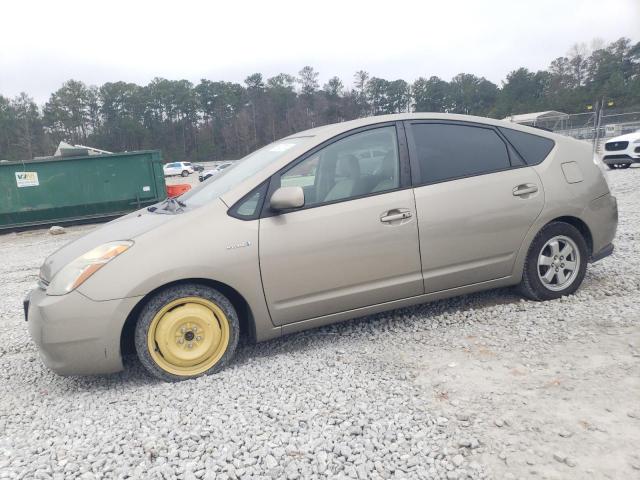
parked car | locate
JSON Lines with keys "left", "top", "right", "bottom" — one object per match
{"left": 198, "top": 169, "right": 215, "bottom": 182}
{"left": 26, "top": 113, "right": 617, "bottom": 381}
{"left": 602, "top": 130, "right": 640, "bottom": 169}
{"left": 199, "top": 161, "right": 233, "bottom": 182}
{"left": 191, "top": 163, "right": 205, "bottom": 173}
{"left": 163, "top": 161, "right": 194, "bottom": 177}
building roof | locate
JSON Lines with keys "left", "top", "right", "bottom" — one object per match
{"left": 503, "top": 111, "right": 569, "bottom": 124}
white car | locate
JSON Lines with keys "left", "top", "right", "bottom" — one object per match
{"left": 199, "top": 162, "right": 233, "bottom": 181}
{"left": 602, "top": 130, "right": 640, "bottom": 169}
{"left": 163, "top": 162, "right": 194, "bottom": 177}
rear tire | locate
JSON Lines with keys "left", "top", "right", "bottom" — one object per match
{"left": 518, "top": 222, "right": 588, "bottom": 301}
{"left": 134, "top": 283, "right": 239, "bottom": 382}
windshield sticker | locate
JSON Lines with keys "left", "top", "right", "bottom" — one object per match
{"left": 269, "top": 143, "right": 296, "bottom": 152}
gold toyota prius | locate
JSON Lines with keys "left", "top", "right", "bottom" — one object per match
{"left": 26, "top": 113, "right": 618, "bottom": 381}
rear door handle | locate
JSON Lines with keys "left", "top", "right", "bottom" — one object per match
{"left": 512, "top": 184, "right": 538, "bottom": 196}
{"left": 380, "top": 209, "right": 412, "bottom": 223}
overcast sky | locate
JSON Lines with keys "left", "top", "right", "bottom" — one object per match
{"left": 1, "top": 0, "right": 638, "bottom": 103}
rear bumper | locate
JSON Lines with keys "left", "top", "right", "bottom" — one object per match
{"left": 582, "top": 193, "right": 618, "bottom": 260}
{"left": 590, "top": 243, "right": 614, "bottom": 263}
{"left": 26, "top": 287, "right": 141, "bottom": 375}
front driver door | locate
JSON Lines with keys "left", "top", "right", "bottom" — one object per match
{"left": 259, "top": 124, "right": 424, "bottom": 326}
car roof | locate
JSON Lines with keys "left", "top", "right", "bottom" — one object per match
{"left": 282, "top": 112, "right": 560, "bottom": 141}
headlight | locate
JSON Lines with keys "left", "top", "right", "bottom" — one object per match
{"left": 47, "top": 241, "right": 133, "bottom": 296}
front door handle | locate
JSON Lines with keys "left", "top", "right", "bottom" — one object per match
{"left": 512, "top": 184, "right": 538, "bottom": 196}
{"left": 380, "top": 209, "right": 412, "bottom": 223}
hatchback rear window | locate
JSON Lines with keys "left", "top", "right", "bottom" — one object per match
{"left": 498, "top": 127, "right": 555, "bottom": 165}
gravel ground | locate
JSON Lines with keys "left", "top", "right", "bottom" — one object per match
{"left": 1, "top": 167, "right": 639, "bottom": 480}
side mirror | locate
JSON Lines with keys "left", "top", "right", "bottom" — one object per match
{"left": 270, "top": 186, "right": 305, "bottom": 211}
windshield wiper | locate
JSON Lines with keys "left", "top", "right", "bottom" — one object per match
{"left": 147, "top": 197, "right": 186, "bottom": 214}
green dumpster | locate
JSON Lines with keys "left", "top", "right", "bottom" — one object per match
{"left": 0, "top": 150, "right": 166, "bottom": 231}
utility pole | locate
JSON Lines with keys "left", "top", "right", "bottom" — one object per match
{"left": 251, "top": 102, "right": 257, "bottom": 144}
{"left": 246, "top": 101, "right": 257, "bottom": 144}
{"left": 592, "top": 96, "right": 605, "bottom": 155}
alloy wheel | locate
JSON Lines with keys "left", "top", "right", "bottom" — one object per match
{"left": 537, "top": 235, "right": 581, "bottom": 292}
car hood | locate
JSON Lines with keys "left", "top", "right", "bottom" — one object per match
{"left": 40, "top": 210, "right": 177, "bottom": 282}
{"left": 606, "top": 131, "right": 640, "bottom": 143}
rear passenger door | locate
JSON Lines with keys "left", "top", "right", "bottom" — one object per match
{"left": 406, "top": 121, "right": 544, "bottom": 293}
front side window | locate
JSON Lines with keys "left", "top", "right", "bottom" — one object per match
{"left": 410, "top": 123, "right": 510, "bottom": 185}
{"left": 280, "top": 126, "right": 400, "bottom": 208}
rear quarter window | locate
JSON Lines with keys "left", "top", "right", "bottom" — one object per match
{"left": 498, "top": 127, "right": 555, "bottom": 165}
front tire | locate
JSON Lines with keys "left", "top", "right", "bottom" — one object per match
{"left": 518, "top": 222, "right": 588, "bottom": 301}
{"left": 134, "top": 283, "right": 239, "bottom": 381}
{"left": 181, "top": 170, "right": 189, "bottom": 177}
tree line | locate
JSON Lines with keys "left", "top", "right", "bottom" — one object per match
{"left": 1, "top": 37, "right": 638, "bottom": 162}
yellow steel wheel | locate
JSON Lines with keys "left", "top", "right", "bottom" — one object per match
{"left": 146, "top": 297, "right": 230, "bottom": 376}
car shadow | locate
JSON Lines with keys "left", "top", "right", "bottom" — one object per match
{"left": 227, "top": 286, "right": 522, "bottom": 369}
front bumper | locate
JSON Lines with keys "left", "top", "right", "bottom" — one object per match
{"left": 26, "top": 287, "right": 141, "bottom": 376}
{"left": 602, "top": 147, "right": 640, "bottom": 165}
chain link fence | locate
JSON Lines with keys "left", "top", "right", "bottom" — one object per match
{"left": 510, "top": 109, "right": 640, "bottom": 153}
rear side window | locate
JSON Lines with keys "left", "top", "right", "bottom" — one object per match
{"left": 498, "top": 127, "right": 555, "bottom": 165}
{"left": 410, "top": 123, "right": 510, "bottom": 184}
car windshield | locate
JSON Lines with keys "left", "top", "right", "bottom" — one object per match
{"left": 180, "top": 137, "right": 312, "bottom": 207}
